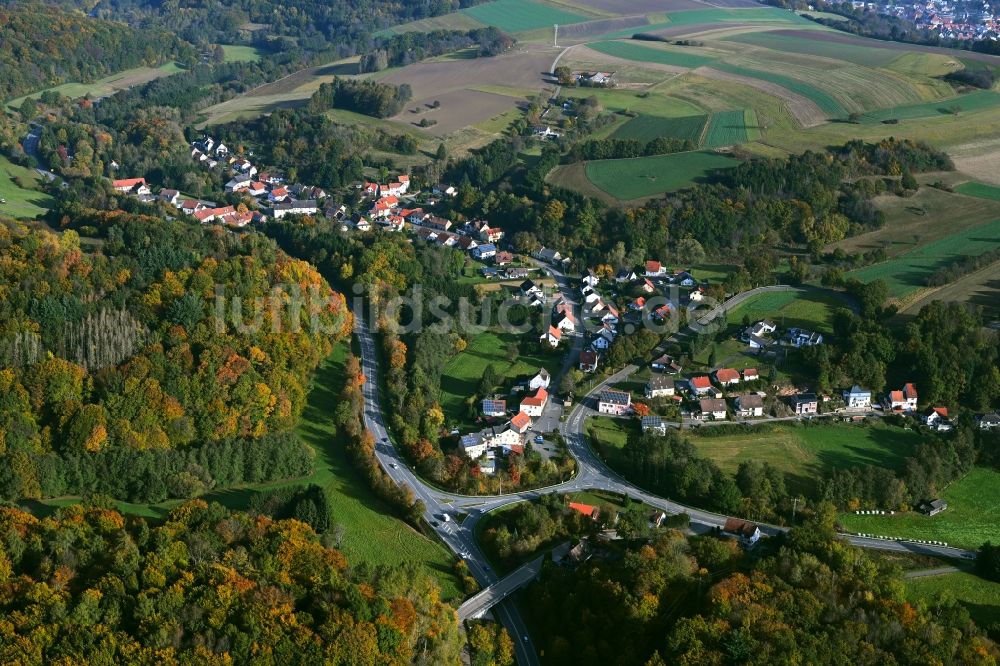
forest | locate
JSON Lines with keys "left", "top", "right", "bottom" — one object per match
{"left": 308, "top": 79, "right": 414, "bottom": 119}
{"left": 360, "top": 27, "right": 515, "bottom": 72}
{"left": 0, "top": 214, "right": 351, "bottom": 501}
{"left": 0, "top": 501, "right": 462, "bottom": 663}
{"left": 0, "top": 2, "right": 188, "bottom": 101}
{"left": 523, "top": 505, "right": 998, "bottom": 664}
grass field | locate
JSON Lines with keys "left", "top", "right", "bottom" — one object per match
{"left": 610, "top": 113, "right": 707, "bottom": 143}
{"left": 584, "top": 150, "right": 738, "bottom": 200}
{"left": 564, "top": 87, "right": 706, "bottom": 117}
{"left": 829, "top": 183, "right": 1000, "bottom": 260}
{"left": 905, "top": 572, "right": 1000, "bottom": 633}
{"left": 384, "top": 12, "right": 487, "bottom": 35}
{"left": 860, "top": 90, "right": 1000, "bottom": 123}
{"left": 0, "top": 156, "right": 53, "bottom": 218}
{"left": 725, "top": 288, "right": 843, "bottom": 333}
{"left": 687, "top": 421, "right": 922, "bottom": 494}
{"left": 461, "top": 0, "right": 590, "bottom": 32}
{"left": 220, "top": 44, "right": 265, "bottom": 62}
{"left": 955, "top": 180, "right": 1000, "bottom": 201}
{"left": 898, "top": 258, "right": 1000, "bottom": 320}
{"left": 439, "top": 329, "right": 561, "bottom": 425}
{"left": 587, "top": 40, "right": 716, "bottom": 69}
{"left": 848, "top": 218, "right": 1000, "bottom": 297}
{"left": 6, "top": 62, "right": 183, "bottom": 108}
{"left": 598, "top": 7, "right": 811, "bottom": 38}
{"left": 839, "top": 467, "right": 1000, "bottom": 549}
{"left": 711, "top": 62, "right": 847, "bottom": 116}
{"left": 703, "top": 109, "right": 750, "bottom": 146}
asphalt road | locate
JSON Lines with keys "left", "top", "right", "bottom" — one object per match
{"left": 350, "top": 281, "right": 977, "bottom": 666}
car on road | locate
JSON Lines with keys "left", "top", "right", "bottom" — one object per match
{"left": 522, "top": 635, "right": 529, "bottom": 643}
{"left": 382, "top": 437, "right": 388, "bottom": 442}
{"left": 534, "top": 435, "right": 544, "bottom": 444}
{"left": 389, "top": 463, "right": 397, "bottom": 469}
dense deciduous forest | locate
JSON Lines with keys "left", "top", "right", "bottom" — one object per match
{"left": 360, "top": 27, "right": 515, "bottom": 72}
{"left": 0, "top": 501, "right": 462, "bottom": 663}
{"left": 524, "top": 506, "right": 999, "bottom": 664}
{"left": 0, "top": 215, "right": 350, "bottom": 501}
{"left": 0, "top": 3, "right": 188, "bottom": 101}
{"left": 309, "top": 79, "right": 414, "bottom": 119}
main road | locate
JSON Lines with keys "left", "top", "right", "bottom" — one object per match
{"left": 351, "top": 279, "right": 975, "bottom": 666}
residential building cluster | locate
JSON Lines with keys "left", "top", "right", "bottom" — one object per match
{"left": 848, "top": 0, "right": 1000, "bottom": 40}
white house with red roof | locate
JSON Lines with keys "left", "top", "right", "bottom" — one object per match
{"left": 645, "top": 260, "right": 666, "bottom": 277}
{"left": 689, "top": 375, "right": 713, "bottom": 395}
{"left": 520, "top": 388, "right": 549, "bottom": 417}
{"left": 713, "top": 368, "right": 741, "bottom": 387}
{"left": 112, "top": 177, "right": 149, "bottom": 195}
{"left": 540, "top": 325, "right": 562, "bottom": 347}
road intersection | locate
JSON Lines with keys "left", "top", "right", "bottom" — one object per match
{"left": 351, "top": 272, "right": 975, "bottom": 666}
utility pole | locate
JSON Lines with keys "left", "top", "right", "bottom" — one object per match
{"left": 554, "top": 24, "right": 559, "bottom": 48}
{"left": 792, "top": 497, "right": 799, "bottom": 525}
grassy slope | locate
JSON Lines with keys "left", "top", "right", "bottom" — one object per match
{"left": 724, "top": 289, "right": 843, "bottom": 333}
{"left": 955, "top": 181, "right": 1000, "bottom": 201}
{"left": 221, "top": 44, "right": 265, "bottom": 63}
{"left": 587, "top": 40, "right": 716, "bottom": 69}
{"left": 703, "top": 109, "right": 749, "bottom": 147}
{"left": 584, "top": 150, "right": 738, "bottom": 200}
{"left": 861, "top": 90, "right": 1000, "bottom": 123}
{"left": 0, "top": 156, "right": 53, "bottom": 218}
{"left": 610, "top": 114, "right": 707, "bottom": 143}
{"left": 905, "top": 572, "right": 1000, "bottom": 632}
{"left": 848, "top": 218, "right": 1000, "bottom": 297}
{"left": 439, "top": 329, "right": 562, "bottom": 426}
{"left": 6, "top": 62, "right": 183, "bottom": 108}
{"left": 839, "top": 467, "right": 1000, "bottom": 549}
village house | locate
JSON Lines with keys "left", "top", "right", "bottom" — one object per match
{"left": 641, "top": 415, "right": 668, "bottom": 435}
{"left": 645, "top": 374, "right": 675, "bottom": 399}
{"left": 568, "top": 502, "right": 600, "bottom": 520}
{"left": 270, "top": 200, "right": 318, "bottom": 219}
{"left": 540, "top": 325, "right": 562, "bottom": 348}
{"left": 505, "top": 267, "right": 529, "bottom": 279}
{"left": 529, "top": 369, "right": 551, "bottom": 391}
{"left": 790, "top": 393, "right": 818, "bottom": 415}
{"left": 645, "top": 260, "right": 666, "bottom": 277}
{"left": 699, "top": 398, "right": 728, "bottom": 421}
{"left": 534, "top": 247, "right": 562, "bottom": 264}
{"left": 734, "top": 393, "right": 764, "bottom": 418}
{"left": 742, "top": 368, "right": 759, "bottom": 382}
{"left": 495, "top": 251, "right": 514, "bottom": 266}
{"left": 520, "top": 279, "right": 544, "bottom": 300}
{"left": 509, "top": 411, "right": 532, "bottom": 434}
{"left": 481, "top": 398, "right": 507, "bottom": 418}
{"left": 722, "top": 517, "right": 761, "bottom": 548}
{"left": 553, "top": 310, "right": 577, "bottom": 333}
{"left": 112, "top": 177, "right": 150, "bottom": 195}
{"left": 478, "top": 225, "right": 504, "bottom": 243}
{"left": 225, "top": 176, "right": 252, "bottom": 193}
{"left": 520, "top": 388, "right": 549, "bottom": 417}
{"left": 922, "top": 407, "right": 953, "bottom": 431}
{"left": 581, "top": 269, "right": 600, "bottom": 289}
{"left": 887, "top": 383, "right": 919, "bottom": 412}
{"left": 456, "top": 236, "right": 478, "bottom": 252}
{"left": 473, "top": 243, "right": 497, "bottom": 261}
{"left": 579, "top": 350, "right": 599, "bottom": 373}
{"left": 598, "top": 389, "right": 632, "bottom": 416}
{"left": 688, "top": 376, "right": 713, "bottom": 396}
{"left": 615, "top": 268, "right": 637, "bottom": 283}
{"left": 785, "top": 327, "right": 823, "bottom": 348}
{"left": 639, "top": 278, "right": 656, "bottom": 294}
{"left": 919, "top": 499, "right": 948, "bottom": 516}
{"left": 352, "top": 217, "right": 372, "bottom": 232}
{"left": 651, "top": 354, "right": 682, "bottom": 374}
{"left": 843, "top": 385, "right": 872, "bottom": 409}
{"left": 424, "top": 215, "right": 452, "bottom": 232}
{"left": 978, "top": 412, "right": 1000, "bottom": 430}
{"left": 713, "top": 368, "right": 741, "bottom": 388}
{"left": 158, "top": 188, "right": 180, "bottom": 205}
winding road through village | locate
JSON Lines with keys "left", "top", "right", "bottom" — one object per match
{"left": 352, "top": 270, "right": 976, "bottom": 666}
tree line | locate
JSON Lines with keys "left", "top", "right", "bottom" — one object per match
{"left": 309, "top": 78, "right": 413, "bottom": 118}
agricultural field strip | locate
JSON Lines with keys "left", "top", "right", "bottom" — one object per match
{"left": 848, "top": 217, "right": 1000, "bottom": 296}
{"left": 460, "top": 0, "right": 592, "bottom": 33}
{"left": 861, "top": 90, "right": 1000, "bottom": 123}
{"left": 584, "top": 150, "right": 738, "bottom": 200}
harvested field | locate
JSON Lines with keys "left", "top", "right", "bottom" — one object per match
{"left": 695, "top": 66, "right": 827, "bottom": 127}
{"left": 196, "top": 93, "right": 308, "bottom": 127}
{"left": 384, "top": 12, "right": 486, "bottom": 35}
{"left": 710, "top": 62, "right": 845, "bottom": 115}
{"left": 610, "top": 113, "right": 707, "bottom": 143}
{"left": 723, "top": 30, "right": 899, "bottom": 66}
{"left": 568, "top": 44, "right": 691, "bottom": 76}
{"left": 393, "top": 89, "right": 520, "bottom": 135}
{"left": 571, "top": 0, "right": 705, "bottom": 12}
{"left": 556, "top": 16, "right": 651, "bottom": 40}
{"left": 547, "top": 162, "right": 616, "bottom": 203}
{"left": 380, "top": 48, "right": 552, "bottom": 101}
{"left": 587, "top": 39, "right": 716, "bottom": 68}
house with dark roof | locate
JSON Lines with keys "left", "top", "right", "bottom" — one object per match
{"left": 734, "top": 393, "right": 764, "bottom": 418}
{"left": 919, "top": 499, "right": 948, "bottom": 516}
{"left": 645, "top": 374, "right": 675, "bottom": 399}
{"left": 698, "top": 398, "right": 728, "bottom": 421}
{"left": 790, "top": 393, "right": 818, "bottom": 415}
{"left": 723, "top": 518, "right": 761, "bottom": 547}
{"left": 978, "top": 412, "right": 1000, "bottom": 430}
{"left": 481, "top": 398, "right": 507, "bottom": 418}
{"left": 579, "top": 350, "right": 599, "bottom": 373}
{"left": 641, "top": 415, "right": 667, "bottom": 435}
{"left": 598, "top": 389, "right": 631, "bottom": 415}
